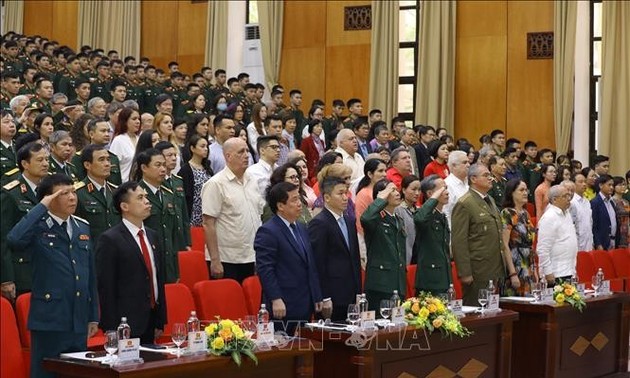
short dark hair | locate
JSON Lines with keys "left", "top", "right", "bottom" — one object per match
{"left": 215, "top": 69, "right": 226, "bottom": 76}
{"left": 237, "top": 72, "right": 249, "bottom": 81}
{"left": 256, "top": 135, "right": 279, "bottom": 155}
{"left": 597, "top": 174, "right": 613, "bottom": 187}
{"left": 506, "top": 138, "right": 521, "bottom": 148}
{"left": 155, "top": 93, "right": 172, "bottom": 106}
{"left": 213, "top": 114, "right": 233, "bottom": 129}
{"left": 289, "top": 89, "right": 301, "bottom": 97}
{"left": 592, "top": 155, "right": 609, "bottom": 166}
{"left": 373, "top": 122, "right": 388, "bottom": 137}
{"left": 332, "top": 99, "right": 345, "bottom": 107}
{"left": 369, "top": 109, "right": 382, "bottom": 117}
{"left": 266, "top": 182, "right": 299, "bottom": 214}
{"left": 346, "top": 98, "right": 361, "bottom": 108}
{"left": 490, "top": 129, "right": 504, "bottom": 139}
{"left": 321, "top": 176, "right": 347, "bottom": 196}
{"left": 16, "top": 140, "right": 44, "bottom": 172}
{"left": 113, "top": 181, "right": 141, "bottom": 213}
{"left": 372, "top": 179, "right": 392, "bottom": 200}
{"left": 168, "top": 61, "right": 179, "bottom": 68}
{"left": 524, "top": 141, "right": 537, "bottom": 149}
{"left": 352, "top": 116, "right": 369, "bottom": 131}
{"left": 80, "top": 143, "right": 107, "bottom": 166}
{"left": 134, "top": 148, "right": 163, "bottom": 181}
{"left": 244, "top": 83, "right": 256, "bottom": 91}
{"left": 154, "top": 141, "right": 175, "bottom": 153}
{"left": 36, "top": 174, "right": 74, "bottom": 202}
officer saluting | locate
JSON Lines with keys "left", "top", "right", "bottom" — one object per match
{"left": 7, "top": 174, "right": 99, "bottom": 378}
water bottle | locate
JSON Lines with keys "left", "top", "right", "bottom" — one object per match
{"left": 447, "top": 284, "right": 456, "bottom": 303}
{"left": 595, "top": 268, "right": 605, "bottom": 294}
{"left": 117, "top": 317, "right": 131, "bottom": 340}
{"left": 358, "top": 293, "right": 369, "bottom": 313}
{"left": 487, "top": 280, "right": 495, "bottom": 295}
{"left": 257, "top": 304, "right": 269, "bottom": 325}
{"left": 390, "top": 290, "right": 401, "bottom": 307}
{"left": 186, "top": 310, "right": 200, "bottom": 333}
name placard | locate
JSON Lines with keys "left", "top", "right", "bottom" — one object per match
{"left": 487, "top": 294, "right": 500, "bottom": 312}
{"left": 257, "top": 322, "right": 274, "bottom": 343}
{"left": 360, "top": 311, "right": 375, "bottom": 329}
{"left": 450, "top": 299, "right": 464, "bottom": 317}
{"left": 542, "top": 288, "right": 554, "bottom": 302}
{"left": 117, "top": 338, "right": 140, "bottom": 362}
{"left": 577, "top": 283, "right": 586, "bottom": 297}
{"left": 188, "top": 331, "right": 207, "bottom": 353}
{"left": 391, "top": 306, "right": 405, "bottom": 325}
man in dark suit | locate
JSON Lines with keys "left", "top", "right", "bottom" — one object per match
{"left": 414, "top": 125, "right": 436, "bottom": 179}
{"left": 96, "top": 181, "right": 167, "bottom": 344}
{"left": 308, "top": 176, "right": 361, "bottom": 321}
{"left": 8, "top": 174, "right": 99, "bottom": 378}
{"left": 591, "top": 174, "right": 619, "bottom": 250}
{"left": 255, "top": 182, "right": 327, "bottom": 334}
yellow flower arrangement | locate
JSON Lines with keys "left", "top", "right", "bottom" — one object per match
{"left": 402, "top": 292, "right": 471, "bottom": 338}
{"left": 205, "top": 319, "right": 257, "bottom": 367}
{"left": 553, "top": 282, "right": 586, "bottom": 312}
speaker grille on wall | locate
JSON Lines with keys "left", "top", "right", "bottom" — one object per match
{"left": 344, "top": 5, "right": 372, "bottom": 31}
{"left": 527, "top": 32, "right": 554, "bottom": 59}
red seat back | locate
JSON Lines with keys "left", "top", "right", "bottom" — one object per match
{"left": 451, "top": 262, "right": 463, "bottom": 299}
{"left": 15, "top": 293, "right": 30, "bottom": 348}
{"left": 178, "top": 251, "right": 209, "bottom": 290}
{"left": 406, "top": 265, "right": 417, "bottom": 298}
{"left": 610, "top": 249, "right": 630, "bottom": 278}
{"left": 163, "top": 283, "right": 196, "bottom": 338}
{"left": 1, "top": 297, "right": 28, "bottom": 378}
{"left": 242, "top": 276, "right": 262, "bottom": 315}
{"left": 526, "top": 203, "right": 535, "bottom": 218}
{"left": 190, "top": 227, "right": 206, "bottom": 253}
{"left": 192, "top": 279, "right": 249, "bottom": 321}
{"left": 576, "top": 251, "right": 597, "bottom": 286}
{"left": 592, "top": 250, "right": 619, "bottom": 278}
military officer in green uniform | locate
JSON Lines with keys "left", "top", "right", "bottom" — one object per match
{"left": 30, "top": 77, "right": 54, "bottom": 115}
{"left": 414, "top": 175, "right": 452, "bottom": 295}
{"left": 57, "top": 55, "right": 84, "bottom": 100}
{"left": 360, "top": 179, "right": 407, "bottom": 311}
{"left": 322, "top": 99, "right": 345, "bottom": 140}
{"left": 90, "top": 61, "right": 112, "bottom": 102}
{"left": 47, "top": 130, "right": 79, "bottom": 182}
{"left": 54, "top": 99, "right": 85, "bottom": 132}
{"left": 0, "top": 109, "right": 18, "bottom": 177}
{"left": 136, "top": 149, "right": 180, "bottom": 283}
{"left": 142, "top": 65, "right": 163, "bottom": 114}
{"left": 1, "top": 41, "right": 23, "bottom": 74}
{"left": 74, "top": 144, "right": 121, "bottom": 243}
{"left": 155, "top": 141, "right": 191, "bottom": 252}
{"left": 166, "top": 72, "right": 188, "bottom": 119}
{"left": 1, "top": 141, "right": 49, "bottom": 298}
{"left": 1, "top": 71, "right": 21, "bottom": 110}
{"left": 72, "top": 118, "right": 122, "bottom": 185}
{"left": 342, "top": 98, "right": 363, "bottom": 130}
{"left": 452, "top": 164, "right": 506, "bottom": 306}
{"left": 488, "top": 156, "right": 508, "bottom": 209}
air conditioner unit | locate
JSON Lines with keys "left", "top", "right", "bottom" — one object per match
{"left": 243, "top": 24, "right": 264, "bottom": 85}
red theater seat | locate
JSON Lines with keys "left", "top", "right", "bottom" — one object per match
{"left": 242, "top": 276, "right": 262, "bottom": 315}
{"left": 178, "top": 250, "right": 209, "bottom": 290}
{"left": 193, "top": 279, "right": 249, "bottom": 321}
{"left": 1, "top": 297, "right": 28, "bottom": 378}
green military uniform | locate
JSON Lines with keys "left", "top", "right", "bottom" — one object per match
{"left": 2, "top": 55, "right": 23, "bottom": 73}
{"left": 90, "top": 77, "right": 112, "bottom": 102}
{"left": 488, "top": 176, "right": 507, "bottom": 209}
{"left": 54, "top": 119, "right": 73, "bottom": 133}
{"left": 521, "top": 159, "right": 541, "bottom": 203}
{"left": 1, "top": 167, "right": 20, "bottom": 186}
{"left": 57, "top": 71, "right": 83, "bottom": 100}
{"left": 48, "top": 156, "right": 79, "bottom": 182}
{"left": 240, "top": 97, "right": 256, "bottom": 125}
{"left": 0, "top": 89, "right": 13, "bottom": 110}
{"left": 342, "top": 115, "right": 358, "bottom": 130}
{"left": 413, "top": 198, "right": 452, "bottom": 295}
{"left": 139, "top": 181, "right": 179, "bottom": 283}
{"left": 451, "top": 190, "right": 505, "bottom": 306}
{"left": 360, "top": 198, "right": 407, "bottom": 311}
{"left": 322, "top": 114, "right": 342, "bottom": 139}
{"left": 30, "top": 97, "right": 52, "bottom": 116}
{"left": 0, "top": 141, "right": 17, "bottom": 177}
{"left": 71, "top": 150, "right": 122, "bottom": 186}
{"left": 164, "top": 174, "right": 191, "bottom": 251}
{"left": 142, "top": 79, "right": 163, "bottom": 114}
{"left": 0, "top": 175, "right": 39, "bottom": 293}
{"left": 18, "top": 82, "right": 36, "bottom": 97}
{"left": 125, "top": 79, "right": 145, "bottom": 109}
{"left": 166, "top": 86, "right": 188, "bottom": 120}
{"left": 74, "top": 179, "right": 121, "bottom": 243}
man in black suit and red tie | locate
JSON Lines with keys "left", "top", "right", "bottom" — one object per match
{"left": 95, "top": 181, "right": 167, "bottom": 344}
{"left": 308, "top": 176, "right": 362, "bottom": 321}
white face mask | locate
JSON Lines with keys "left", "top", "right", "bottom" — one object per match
{"left": 217, "top": 103, "right": 228, "bottom": 112}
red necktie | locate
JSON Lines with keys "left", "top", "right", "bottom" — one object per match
{"left": 137, "top": 229, "right": 156, "bottom": 308}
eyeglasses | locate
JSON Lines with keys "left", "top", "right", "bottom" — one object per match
{"left": 285, "top": 175, "right": 300, "bottom": 181}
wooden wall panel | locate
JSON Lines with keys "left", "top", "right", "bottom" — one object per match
{"left": 23, "top": 1, "right": 53, "bottom": 38}
{"left": 51, "top": 1, "right": 78, "bottom": 49}
{"left": 141, "top": 1, "right": 179, "bottom": 70}
{"left": 506, "top": 1, "right": 554, "bottom": 149}
{"left": 279, "top": 0, "right": 371, "bottom": 114}
{"left": 176, "top": 0, "right": 208, "bottom": 73}
{"left": 455, "top": 1, "right": 507, "bottom": 145}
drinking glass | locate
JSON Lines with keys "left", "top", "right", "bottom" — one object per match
{"left": 347, "top": 304, "right": 360, "bottom": 327}
{"left": 591, "top": 275, "right": 601, "bottom": 296}
{"left": 171, "top": 323, "right": 187, "bottom": 357}
{"left": 478, "top": 289, "right": 489, "bottom": 315}
{"left": 103, "top": 330, "right": 118, "bottom": 364}
{"left": 379, "top": 299, "right": 392, "bottom": 320}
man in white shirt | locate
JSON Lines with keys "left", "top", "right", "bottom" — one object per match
{"left": 245, "top": 135, "right": 280, "bottom": 196}
{"left": 209, "top": 115, "right": 236, "bottom": 174}
{"left": 202, "top": 137, "right": 264, "bottom": 283}
{"left": 568, "top": 173, "right": 593, "bottom": 251}
{"left": 335, "top": 129, "right": 364, "bottom": 181}
{"left": 444, "top": 150, "right": 470, "bottom": 227}
{"left": 537, "top": 185, "right": 578, "bottom": 285}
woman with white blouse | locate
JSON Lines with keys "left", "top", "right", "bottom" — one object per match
{"left": 109, "top": 107, "right": 141, "bottom": 182}
{"left": 246, "top": 103, "right": 267, "bottom": 158}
